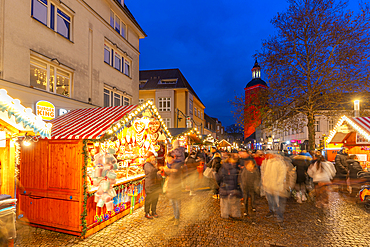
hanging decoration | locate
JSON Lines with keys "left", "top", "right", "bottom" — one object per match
{"left": 0, "top": 89, "right": 52, "bottom": 138}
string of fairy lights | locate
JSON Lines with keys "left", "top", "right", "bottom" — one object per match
{"left": 102, "top": 100, "right": 172, "bottom": 142}
{"left": 326, "top": 115, "right": 370, "bottom": 144}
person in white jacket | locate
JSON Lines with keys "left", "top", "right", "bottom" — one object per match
{"left": 307, "top": 154, "right": 336, "bottom": 208}
{"left": 261, "top": 154, "right": 288, "bottom": 228}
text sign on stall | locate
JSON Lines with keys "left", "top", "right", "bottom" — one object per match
{"left": 36, "top": 101, "right": 55, "bottom": 121}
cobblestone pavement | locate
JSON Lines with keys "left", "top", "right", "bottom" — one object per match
{"left": 15, "top": 186, "right": 370, "bottom": 247}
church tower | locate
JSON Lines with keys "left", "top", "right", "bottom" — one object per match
{"left": 244, "top": 60, "right": 268, "bottom": 141}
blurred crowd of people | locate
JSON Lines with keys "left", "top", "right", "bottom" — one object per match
{"left": 142, "top": 142, "right": 370, "bottom": 229}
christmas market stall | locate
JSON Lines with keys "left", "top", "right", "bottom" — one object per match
{"left": 326, "top": 115, "right": 370, "bottom": 170}
{"left": 0, "top": 88, "right": 51, "bottom": 243}
{"left": 169, "top": 128, "right": 202, "bottom": 152}
{"left": 18, "top": 101, "right": 171, "bottom": 237}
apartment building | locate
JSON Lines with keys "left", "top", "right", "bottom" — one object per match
{"left": 0, "top": 0, "right": 146, "bottom": 119}
{"left": 139, "top": 68, "right": 205, "bottom": 133}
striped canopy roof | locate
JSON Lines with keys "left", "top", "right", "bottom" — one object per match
{"left": 50, "top": 105, "right": 137, "bottom": 139}
{"left": 327, "top": 116, "right": 370, "bottom": 143}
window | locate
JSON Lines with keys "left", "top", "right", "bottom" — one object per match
{"left": 104, "top": 43, "right": 131, "bottom": 77}
{"left": 124, "top": 59, "right": 130, "bottom": 77}
{"left": 158, "top": 98, "right": 171, "bottom": 111}
{"left": 163, "top": 118, "right": 171, "bottom": 128}
{"left": 32, "top": 0, "right": 47, "bottom": 25}
{"left": 139, "top": 99, "right": 144, "bottom": 104}
{"left": 198, "top": 110, "right": 200, "bottom": 118}
{"left": 114, "top": 52, "right": 121, "bottom": 71}
{"left": 315, "top": 120, "right": 320, "bottom": 132}
{"left": 189, "top": 100, "right": 193, "bottom": 115}
{"left": 31, "top": 0, "right": 72, "bottom": 40}
{"left": 123, "top": 97, "right": 130, "bottom": 106}
{"left": 110, "top": 10, "right": 126, "bottom": 38}
{"left": 221, "top": 128, "right": 224, "bottom": 134}
{"left": 104, "top": 44, "right": 111, "bottom": 64}
{"left": 329, "top": 119, "right": 334, "bottom": 131}
{"left": 194, "top": 107, "right": 197, "bottom": 117}
{"left": 104, "top": 87, "right": 131, "bottom": 107}
{"left": 158, "top": 79, "right": 177, "bottom": 84}
{"left": 217, "top": 126, "right": 220, "bottom": 131}
{"left": 30, "top": 56, "right": 71, "bottom": 97}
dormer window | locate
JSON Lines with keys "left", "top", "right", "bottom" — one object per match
{"left": 139, "top": 80, "right": 147, "bottom": 88}
{"left": 158, "top": 79, "right": 177, "bottom": 84}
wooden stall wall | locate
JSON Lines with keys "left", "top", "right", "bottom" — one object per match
{"left": 19, "top": 140, "right": 84, "bottom": 234}
{"left": 0, "top": 139, "right": 15, "bottom": 197}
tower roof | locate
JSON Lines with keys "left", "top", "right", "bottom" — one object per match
{"left": 246, "top": 59, "right": 267, "bottom": 88}
{"left": 246, "top": 78, "right": 267, "bottom": 88}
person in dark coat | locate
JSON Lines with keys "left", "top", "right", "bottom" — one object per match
{"left": 347, "top": 155, "right": 363, "bottom": 179}
{"left": 164, "top": 151, "right": 183, "bottom": 226}
{"left": 334, "top": 148, "right": 349, "bottom": 179}
{"left": 185, "top": 151, "right": 199, "bottom": 196}
{"left": 291, "top": 151, "right": 312, "bottom": 203}
{"left": 216, "top": 155, "right": 242, "bottom": 219}
{"left": 240, "top": 159, "right": 260, "bottom": 216}
{"left": 143, "top": 152, "right": 162, "bottom": 219}
{"left": 207, "top": 152, "right": 222, "bottom": 198}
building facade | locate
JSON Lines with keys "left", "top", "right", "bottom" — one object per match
{"left": 139, "top": 69, "right": 205, "bottom": 133}
{"left": 0, "top": 0, "right": 146, "bottom": 119}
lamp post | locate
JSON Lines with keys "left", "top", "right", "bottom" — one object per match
{"left": 354, "top": 100, "right": 360, "bottom": 117}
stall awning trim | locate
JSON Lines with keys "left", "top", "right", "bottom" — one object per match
{"left": 327, "top": 115, "right": 370, "bottom": 143}
{"left": 50, "top": 105, "right": 137, "bottom": 139}
{"left": 0, "top": 89, "right": 51, "bottom": 138}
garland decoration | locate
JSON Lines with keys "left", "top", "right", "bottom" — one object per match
{"left": 80, "top": 140, "right": 89, "bottom": 237}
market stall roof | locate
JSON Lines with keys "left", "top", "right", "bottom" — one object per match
{"left": 217, "top": 139, "right": 232, "bottom": 148}
{"left": 327, "top": 115, "right": 370, "bottom": 143}
{"left": 0, "top": 89, "right": 51, "bottom": 138}
{"left": 168, "top": 128, "right": 192, "bottom": 137}
{"left": 50, "top": 101, "right": 172, "bottom": 140}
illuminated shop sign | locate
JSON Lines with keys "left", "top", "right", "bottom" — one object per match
{"left": 36, "top": 101, "right": 55, "bottom": 121}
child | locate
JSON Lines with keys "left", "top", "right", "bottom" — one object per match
{"left": 240, "top": 160, "right": 260, "bottom": 216}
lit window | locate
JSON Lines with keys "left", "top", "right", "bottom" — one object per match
{"left": 31, "top": 0, "right": 72, "bottom": 40}
{"left": 158, "top": 98, "right": 171, "bottom": 111}
{"left": 30, "top": 56, "right": 71, "bottom": 97}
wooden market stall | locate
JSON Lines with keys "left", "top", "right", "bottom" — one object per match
{"left": 326, "top": 115, "right": 370, "bottom": 170}
{"left": 18, "top": 101, "right": 171, "bottom": 237}
{"left": 0, "top": 88, "right": 51, "bottom": 244}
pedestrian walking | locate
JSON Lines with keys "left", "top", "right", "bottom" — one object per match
{"left": 261, "top": 154, "right": 289, "bottom": 228}
{"left": 164, "top": 151, "right": 183, "bottom": 226}
{"left": 333, "top": 147, "right": 349, "bottom": 191}
{"left": 207, "top": 152, "right": 222, "bottom": 199}
{"left": 216, "top": 154, "right": 242, "bottom": 219}
{"left": 291, "top": 151, "right": 312, "bottom": 203}
{"left": 143, "top": 152, "right": 163, "bottom": 219}
{"left": 185, "top": 151, "right": 199, "bottom": 196}
{"left": 240, "top": 159, "right": 260, "bottom": 216}
{"left": 307, "top": 154, "right": 336, "bottom": 208}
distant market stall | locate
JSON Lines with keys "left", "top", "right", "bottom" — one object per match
{"left": 169, "top": 128, "right": 202, "bottom": 152}
{"left": 18, "top": 101, "right": 171, "bottom": 237}
{"left": 326, "top": 115, "right": 370, "bottom": 170}
{"left": 217, "top": 139, "right": 232, "bottom": 150}
{"left": 0, "top": 88, "right": 51, "bottom": 242}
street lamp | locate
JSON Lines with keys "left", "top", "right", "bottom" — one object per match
{"left": 354, "top": 100, "right": 360, "bottom": 117}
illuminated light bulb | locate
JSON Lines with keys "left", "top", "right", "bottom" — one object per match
{"left": 23, "top": 140, "right": 31, "bottom": 147}
{"left": 128, "top": 116, "right": 132, "bottom": 120}
{"left": 113, "top": 127, "right": 117, "bottom": 131}
{"left": 108, "top": 130, "right": 113, "bottom": 134}
{"left": 149, "top": 101, "right": 153, "bottom": 105}
{"left": 125, "top": 118, "right": 128, "bottom": 122}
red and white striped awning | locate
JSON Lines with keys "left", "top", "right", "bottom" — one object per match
{"left": 327, "top": 116, "right": 370, "bottom": 143}
{"left": 50, "top": 105, "right": 137, "bottom": 139}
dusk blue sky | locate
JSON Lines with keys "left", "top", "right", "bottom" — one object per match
{"left": 127, "top": 0, "right": 360, "bottom": 127}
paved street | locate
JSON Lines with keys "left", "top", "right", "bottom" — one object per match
{"left": 15, "top": 186, "right": 370, "bottom": 247}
